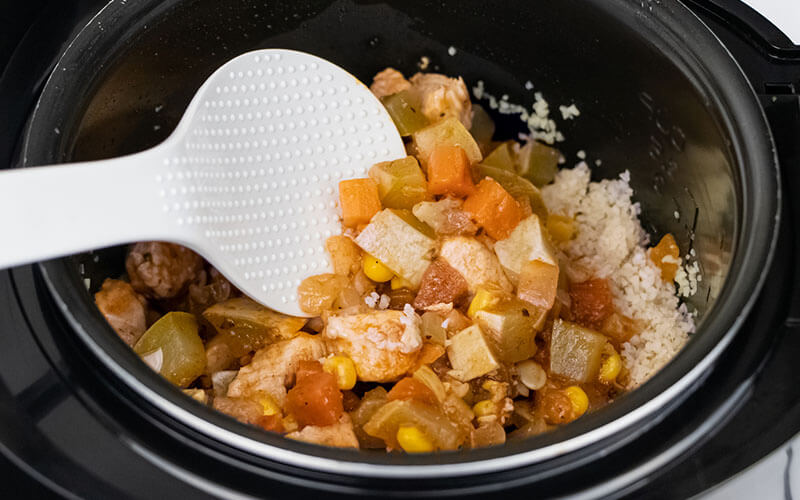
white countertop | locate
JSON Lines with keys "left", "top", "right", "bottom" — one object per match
{"left": 741, "top": 0, "right": 800, "bottom": 43}
{"left": 697, "top": 2, "right": 798, "bottom": 498}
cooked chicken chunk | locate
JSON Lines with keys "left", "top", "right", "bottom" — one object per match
{"left": 226, "top": 333, "right": 327, "bottom": 407}
{"left": 213, "top": 396, "right": 263, "bottom": 425}
{"left": 125, "top": 242, "right": 203, "bottom": 299}
{"left": 286, "top": 414, "right": 360, "bottom": 448}
{"left": 409, "top": 72, "right": 472, "bottom": 129}
{"left": 370, "top": 68, "right": 411, "bottom": 98}
{"left": 94, "top": 278, "right": 148, "bottom": 346}
{"left": 439, "top": 237, "right": 513, "bottom": 293}
{"left": 324, "top": 307, "right": 422, "bottom": 382}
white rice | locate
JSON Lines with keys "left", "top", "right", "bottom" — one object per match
{"left": 542, "top": 163, "right": 697, "bottom": 388}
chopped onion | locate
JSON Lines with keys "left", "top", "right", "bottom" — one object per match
{"left": 211, "top": 370, "right": 239, "bottom": 397}
{"left": 141, "top": 348, "right": 164, "bottom": 373}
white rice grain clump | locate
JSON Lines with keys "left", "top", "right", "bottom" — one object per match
{"left": 542, "top": 163, "right": 695, "bottom": 388}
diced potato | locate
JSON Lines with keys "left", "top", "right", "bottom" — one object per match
{"left": 412, "top": 198, "right": 477, "bottom": 236}
{"left": 482, "top": 141, "right": 516, "bottom": 171}
{"left": 326, "top": 235, "right": 362, "bottom": 277}
{"left": 475, "top": 164, "right": 548, "bottom": 220}
{"left": 446, "top": 324, "right": 501, "bottom": 382}
{"left": 369, "top": 156, "right": 428, "bottom": 209}
{"left": 325, "top": 310, "right": 422, "bottom": 382}
{"left": 494, "top": 215, "right": 557, "bottom": 283}
{"left": 354, "top": 209, "right": 436, "bottom": 287}
{"left": 549, "top": 320, "right": 608, "bottom": 383}
{"left": 413, "top": 259, "right": 469, "bottom": 309}
{"left": 203, "top": 297, "right": 306, "bottom": 356}
{"left": 183, "top": 388, "right": 208, "bottom": 404}
{"left": 133, "top": 312, "right": 206, "bottom": 387}
{"left": 516, "top": 140, "right": 561, "bottom": 187}
{"left": 517, "top": 259, "right": 559, "bottom": 310}
{"left": 473, "top": 299, "right": 544, "bottom": 363}
{"left": 381, "top": 90, "right": 429, "bottom": 136}
{"left": 439, "top": 236, "right": 513, "bottom": 293}
{"left": 363, "top": 399, "right": 466, "bottom": 450}
{"left": 469, "top": 104, "right": 496, "bottom": 154}
{"left": 412, "top": 117, "right": 483, "bottom": 166}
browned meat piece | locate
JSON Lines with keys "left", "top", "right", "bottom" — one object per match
{"left": 370, "top": 68, "right": 411, "bottom": 98}
{"left": 125, "top": 242, "right": 204, "bottom": 299}
{"left": 212, "top": 396, "right": 263, "bottom": 425}
{"left": 569, "top": 278, "right": 614, "bottom": 329}
{"left": 94, "top": 278, "right": 148, "bottom": 346}
{"left": 186, "top": 266, "right": 237, "bottom": 316}
{"left": 413, "top": 259, "right": 469, "bottom": 309}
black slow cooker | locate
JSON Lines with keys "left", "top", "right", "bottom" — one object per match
{"left": 1, "top": 0, "right": 799, "bottom": 498}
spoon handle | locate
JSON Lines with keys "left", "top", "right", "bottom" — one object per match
{"left": 0, "top": 151, "right": 171, "bottom": 269}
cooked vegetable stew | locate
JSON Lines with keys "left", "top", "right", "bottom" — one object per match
{"left": 95, "top": 67, "right": 687, "bottom": 453}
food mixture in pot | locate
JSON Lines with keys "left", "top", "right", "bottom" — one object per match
{"left": 95, "top": 67, "right": 697, "bottom": 452}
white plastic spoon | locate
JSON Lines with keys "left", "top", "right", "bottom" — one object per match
{"left": 0, "top": 49, "right": 405, "bottom": 316}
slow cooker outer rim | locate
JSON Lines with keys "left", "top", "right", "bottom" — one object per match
{"left": 27, "top": 0, "right": 780, "bottom": 480}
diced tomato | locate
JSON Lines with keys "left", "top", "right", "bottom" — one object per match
{"left": 387, "top": 377, "right": 438, "bottom": 406}
{"left": 463, "top": 178, "right": 523, "bottom": 240}
{"left": 569, "top": 278, "right": 614, "bottom": 328}
{"left": 256, "top": 414, "right": 285, "bottom": 433}
{"left": 286, "top": 361, "right": 343, "bottom": 427}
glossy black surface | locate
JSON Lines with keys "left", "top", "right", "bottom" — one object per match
{"left": 0, "top": 0, "right": 798, "bottom": 498}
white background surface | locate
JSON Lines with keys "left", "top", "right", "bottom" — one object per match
{"left": 697, "top": 2, "right": 798, "bottom": 499}
{"left": 741, "top": 0, "right": 800, "bottom": 43}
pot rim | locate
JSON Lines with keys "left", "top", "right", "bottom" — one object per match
{"left": 26, "top": 0, "right": 780, "bottom": 479}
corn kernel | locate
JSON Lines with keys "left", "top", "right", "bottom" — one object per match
{"left": 547, "top": 214, "right": 576, "bottom": 243}
{"left": 472, "top": 399, "right": 497, "bottom": 418}
{"left": 396, "top": 425, "right": 435, "bottom": 453}
{"left": 599, "top": 351, "right": 622, "bottom": 383}
{"left": 323, "top": 355, "right": 357, "bottom": 390}
{"left": 391, "top": 275, "right": 413, "bottom": 290}
{"left": 258, "top": 394, "right": 281, "bottom": 416}
{"left": 363, "top": 254, "right": 394, "bottom": 282}
{"left": 467, "top": 287, "right": 502, "bottom": 318}
{"left": 564, "top": 386, "right": 589, "bottom": 418}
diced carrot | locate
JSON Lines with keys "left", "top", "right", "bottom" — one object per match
{"left": 649, "top": 233, "right": 680, "bottom": 282}
{"left": 339, "top": 178, "right": 382, "bottom": 227}
{"left": 286, "top": 360, "right": 343, "bottom": 427}
{"left": 387, "top": 377, "right": 438, "bottom": 406}
{"left": 462, "top": 178, "right": 523, "bottom": 240}
{"left": 427, "top": 145, "right": 475, "bottom": 198}
{"left": 569, "top": 278, "right": 614, "bottom": 329}
{"left": 518, "top": 259, "right": 559, "bottom": 309}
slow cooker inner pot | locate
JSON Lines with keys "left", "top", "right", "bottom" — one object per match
{"left": 49, "top": 0, "right": 740, "bottom": 468}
